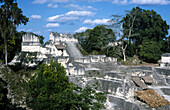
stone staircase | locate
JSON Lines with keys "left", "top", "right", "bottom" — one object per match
{"left": 65, "top": 41, "right": 83, "bottom": 60}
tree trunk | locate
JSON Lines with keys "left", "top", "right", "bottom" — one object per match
{"left": 122, "top": 44, "right": 127, "bottom": 62}
{"left": 4, "top": 36, "right": 7, "bottom": 65}
{"left": 123, "top": 49, "right": 126, "bottom": 61}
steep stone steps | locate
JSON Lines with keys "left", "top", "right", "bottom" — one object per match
{"left": 65, "top": 41, "right": 83, "bottom": 59}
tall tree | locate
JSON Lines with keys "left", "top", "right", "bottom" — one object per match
{"left": 0, "top": 31, "right": 27, "bottom": 63}
{"left": 138, "top": 40, "right": 163, "bottom": 63}
{"left": 0, "top": 0, "right": 28, "bottom": 65}
{"left": 74, "top": 25, "right": 116, "bottom": 54}
{"left": 122, "top": 7, "right": 169, "bottom": 62}
{"left": 109, "top": 12, "right": 136, "bottom": 61}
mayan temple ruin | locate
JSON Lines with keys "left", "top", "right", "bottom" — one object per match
{"left": 8, "top": 32, "right": 170, "bottom": 109}
{"left": 0, "top": 0, "right": 170, "bottom": 109}
{"left": 11, "top": 32, "right": 117, "bottom": 75}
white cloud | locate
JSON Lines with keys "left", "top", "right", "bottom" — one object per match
{"left": 32, "top": 0, "right": 170, "bottom": 5}
{"left": 66, "top": 11, "right": 95, "bottom": 16}
{"left": 75, "top": 27, "right": 90, "bottom": 33}
{"left": 120, "top": 0, "right": 128, "bottom": 4}
{"left": 111, "top": 0, "right": 129, "bottom": 4}
{"left": 32, "top": 0, "right": 69, "bottom": 4}
{"left": 18, "top": 29, "right": 41, "bottom": 34}
{"left": 112, "top": 0, "right": 170, "bottom": 5}
{"left": 52, "top": 0, "right": 69, "bottom": 3}
{"left": 46, "top": 23, "right": 59, "bottom": 28}
{"left": 47, "top": 3, "right": 52, "bottom": 7}
{"left": 47, "top": 3, "right": 58, "bottom": 8}
{"left": 34, "top": 31, "right": 41, "bottom": 34}
{"left": 91, "top": 0, "right": 112, "bottom": 2}
{"left": 18, "top": 29, "right": 33, "bottom": 32}
{"left": 83, "top": 19, "right": 110, "bottom": 25}
{"left": 47, "top": 15, "right": 79, "bottom": 22}
{"left": 33, "top": 0, "right": 109, "bottom": 4}
{"left": 130, "top": 0, "right": 170, "bottom": 5}
{"left": 47, "top": 11, "right": 95, "bottom": 22}
{"left": 97, "top": 0, "right": 170, "bottom": 5}
{"left": 47, "top": 15, "right": 61, "bottom": 22}
{"left": 27, "top": 29, "right": 33, "bottom": 32}
{"left": 65, "top": 4, "right": 96, "bottom": 11}
{"left": 32, "top": 0, "right": 47, "bottom": 4}
{"left": 112, "top": 0, "right": 119, "bottom": 4}
{"left": 30, "top": 15, "right": 42, "bottom": 19}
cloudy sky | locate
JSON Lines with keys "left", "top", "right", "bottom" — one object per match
{"left": 17, "top": 0, "right": 170, "bottom": 42}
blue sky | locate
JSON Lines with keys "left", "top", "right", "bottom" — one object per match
{"left": 17, "top": 0, "right": 170, "bottom": 42}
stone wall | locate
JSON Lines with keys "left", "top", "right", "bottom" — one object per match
{"left": 50, "top": 32, "right": 78, "bottom": 43}
{"left": 160, "top": 53, "right": 170, "bottom": 68}
{"left": 154, "top": 67, "right": 170, "bottom": 85}
{"left": 74, "top": 55, "right": 117, "bottom": 64}
{"left": 69, "top": 64, "right": 170, "bottom": 110}
{"left": 22, "top": 33, "right": 39, "bottom": 43}
{"left": 22, "top": 33, "right": 41, "bottom": 52}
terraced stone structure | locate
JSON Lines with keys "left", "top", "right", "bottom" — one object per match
{"left": 70, "top": 65, "right": 170, "bottom": 109}
{"left": 10, "top": 32, "right": 117, "bottom": 75}
{"left": 9, "top": 32, "right": 170, "bottom": 109}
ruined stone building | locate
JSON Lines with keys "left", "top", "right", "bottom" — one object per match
{"left": 160, "top": 53, "right": 170, "bottom": 68}
{"left": 10, "top": 32, "right": 117, "bottom": 75}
